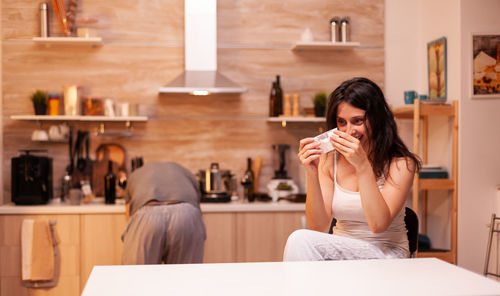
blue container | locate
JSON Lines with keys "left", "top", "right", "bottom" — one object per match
{"left": 404, "top": 90, "right": 418, "bottom": 104}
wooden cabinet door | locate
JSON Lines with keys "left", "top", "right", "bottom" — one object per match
{"left": 202, "top": 213, "right": 237, "bottom": 263}
{"left": 0, "top": 214, "right": 80, "bottom": 296}
{"left": 79, "top": 214, "right": 126, "bottom": 292}
{"left": 236, "top": 212, "right": 305, "bottom": 262}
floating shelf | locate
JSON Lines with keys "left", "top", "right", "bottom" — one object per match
{"left": 392, "top": 103, "right": 454, "bottom": 119}
{"left": 292, "top": 41, "right": 360, "bottom": 51}
{"left": 32, "top": 36, "right": 102, "bottom": 47}
{"left": 267, "top": 116, "right": 325, "bottom": 123}
{"left": 11, "top": 115, "right": 147, "bottom": 122}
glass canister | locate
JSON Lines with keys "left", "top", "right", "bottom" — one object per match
{"left": 48, "top": 93, "right": 60, "bottom": 116}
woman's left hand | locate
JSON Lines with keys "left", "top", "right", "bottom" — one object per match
{"left": 330, "top": 130, "right": 369, "bottom": 170}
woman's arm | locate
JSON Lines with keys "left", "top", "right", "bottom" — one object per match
{"left": 357, "top": 157, "right": 415, "bottom": 233}
{"left": 297, "top": 137, "right": 335, "bottom": 232}
{"left": 306, "top": 154, "right": 335, "bottom": 232}
{"left": 331, "top": 130, "right": 415, "bottom": 233}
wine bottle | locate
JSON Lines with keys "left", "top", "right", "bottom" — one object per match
{"left": 275, "top": 75, "right": 283, "bottom": 116}
{"left": 269, "top": 81, "right": 278, "bottom": 117}
{"left": 241, "top": 158, "right": 255, "bottom": 202}
{"left": 269, "top": 75, "right": 284, "bottom": 117}
{"left": 104, "top": 160, "right": 116, "bottom": 204}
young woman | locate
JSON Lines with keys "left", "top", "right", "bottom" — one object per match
{"left": 283, "top": 77, "right": 420, "bottom": 261}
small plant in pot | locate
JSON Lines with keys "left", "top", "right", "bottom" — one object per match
{"left": 313, "top": 92, "right": 327, "bottom": 117}
{"left": 31, "top": 90, "right": 48, "bottom": 115}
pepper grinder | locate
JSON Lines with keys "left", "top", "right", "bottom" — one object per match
{"left": 292, "top": 93, "right": 300, "bottom": 117}
{"left": 283, "top": 94, "right": 291, "bottom": 116}
{"left": 330, "top": 17, "right": 340, "bottom": 43}
{"left": 340, "top": 17, "right": 350, "bottom": 43}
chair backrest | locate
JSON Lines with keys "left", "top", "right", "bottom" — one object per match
{"left": 328, "top": 207, "right": 419, "bottom": 256}
{"left": 404, "top": 207, "right": 419, "bottom": 256}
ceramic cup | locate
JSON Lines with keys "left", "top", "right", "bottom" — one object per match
{"left": 31, "top": 129, "right": 49, "bottom": 141}
{"left": 404, "top": 90, "right": 418, "bottom": 105}
{"left": 419, "top": 94, "right": 428, "bottom": 101}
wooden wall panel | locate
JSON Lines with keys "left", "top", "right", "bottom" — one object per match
{"left": 218, "top": 0, "right": 384, "bottom": 47}
{"left": 2, "top": 0, "right": 384, "bottom": 203}
{"left": 235, "top": 212, "right": 304, "bottom": 262}
{"left": 202, "top": 213, "right": 237, "bottom": 263}
{"left": 79, "top": 214, "right": 126, "bottom": 291}
{"left": 0, "top": 215, "right": 80, "bottom": 296}
{"left": 2, "top": 0, "right": 184, "bottom": 43}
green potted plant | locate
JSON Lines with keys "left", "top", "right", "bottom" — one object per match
{"left": 313, "top": 92, "right": 327, "bottom": 117}
{"left": 31, "top": 90, "right": 48, "bottom": 115}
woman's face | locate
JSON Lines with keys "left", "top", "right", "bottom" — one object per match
{"left": 336, "top": 102, "right": 371, "bottom": 151}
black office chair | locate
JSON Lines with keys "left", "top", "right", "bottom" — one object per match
{"left": 328, "top": 207, "right": 419, "bottom": 257}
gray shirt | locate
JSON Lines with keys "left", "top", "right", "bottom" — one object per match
{"left": 125, "top": 162, "right": 201, "bottom": 216}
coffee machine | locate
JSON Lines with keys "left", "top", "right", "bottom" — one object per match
{"left": 11, "top": 150, "right": 53, "bottom": 205}
{"left": 266, "top": 144, "right": 298, "bottom": 202}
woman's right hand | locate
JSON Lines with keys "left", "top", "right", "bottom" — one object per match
{"left": 298, "top": 138, "right": 322, "bottom": 175}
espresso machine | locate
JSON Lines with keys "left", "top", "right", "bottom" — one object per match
{"left": 11, "top": 150, "right": 53, "bottom": 205}
{"left": 266, "top": 144, "right": 298, "bottom": 202}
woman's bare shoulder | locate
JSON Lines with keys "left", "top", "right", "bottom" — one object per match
{"left": 391, "top": 156, "right": 417, "bottom": 173}
{"left": 386, "top": 156, "right": 416, "bottom": 185}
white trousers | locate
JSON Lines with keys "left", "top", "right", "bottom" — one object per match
{"left": 283, "top": 229, "right": 408, "bottom": 261}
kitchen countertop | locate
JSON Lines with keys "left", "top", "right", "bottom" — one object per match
{"left": 0, "top": 200, "right": 305, "bottom": 215}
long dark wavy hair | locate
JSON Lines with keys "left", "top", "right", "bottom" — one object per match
{"left": 326, "top": 77, "right": 421, "bottom": 179}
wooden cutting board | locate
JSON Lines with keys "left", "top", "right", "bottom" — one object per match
{"left": 92, "top": 144, "right": 127, "bottom": 196}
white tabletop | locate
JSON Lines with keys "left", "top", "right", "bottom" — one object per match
{"left": 82, "top": 258, "right": 500, "bottom": 296}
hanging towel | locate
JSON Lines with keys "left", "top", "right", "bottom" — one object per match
{"left": 21, "top": 219, "right": 57, "bottom": 281}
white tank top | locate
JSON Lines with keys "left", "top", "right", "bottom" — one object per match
{"left": 331, "top": 153, "right": 409, "bottom": 254}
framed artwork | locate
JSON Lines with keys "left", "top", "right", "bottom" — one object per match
{"left": 427, "top": 37, "right": 447, "bottom": 102}
{"left": 471, "top": 33, "right": 500, "bottom": 99}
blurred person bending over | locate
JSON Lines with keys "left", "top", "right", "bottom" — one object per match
{"left": 122, "top": 162, "right": 206, "bottom": 264}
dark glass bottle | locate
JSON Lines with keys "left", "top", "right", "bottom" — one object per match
{"left": 104, "top": 160, "right": 116, "bottom": 204}
{"left": 241, "top": 158, "right": 255, "bottom": 202}
{"left": 269, "top": 81, "right": 278, "bottom": 117}
{"left": 275, "top": 75, "right": 283, "bottom": 116}
{"left": 269, "top": 76, "right": 283, "bottom": 117}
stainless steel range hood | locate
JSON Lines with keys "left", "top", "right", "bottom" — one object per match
{"left": 159, "top": 0, "right": 247, "bottom": 95}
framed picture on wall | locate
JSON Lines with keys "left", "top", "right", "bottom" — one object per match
{"left": 427, "top": 37, "right": 447, "bottom": 102}
{"left": 471, "top": 33, "right": 500, "bottom": 99}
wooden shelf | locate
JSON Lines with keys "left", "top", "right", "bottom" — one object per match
{"left": 292, "top": 41, "right": 360, "bottom": 51}
{"left": 32, "top": 36, "right": 102, "bottom": 47}
{"left": 416, "top": 250, "right": 456, "bottom": 264}
{"left": 267, "top": 116, "right": 325, "bottom": 123}
{"left": 394, "top": 98, "right": 459, "bottom": 265}
{"left": 393, "top": 103, "right": 455, "bottom": 119}
{"left": 419, "top": 179, "right": 455, "bottom": 190}
{"left": 11, "top": 115, "right": 147, "bottom": 122}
